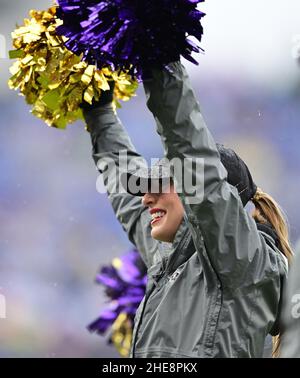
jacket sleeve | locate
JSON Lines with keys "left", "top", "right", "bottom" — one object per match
{"left": 84, "top": 104, "right": 158, "bottom": 268}
{"left": 143, "top": 61, "right": 287, "bottom": 289}
{"left": 281, "top": 243, "right": 300, "bottom": 357}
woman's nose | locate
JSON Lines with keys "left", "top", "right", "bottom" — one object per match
{"left": 142, "top": 192, "right": 157, "bottom": 207}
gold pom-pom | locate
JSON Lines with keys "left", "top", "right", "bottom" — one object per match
{"left": 111, "top": 313, "right": 133, "bottom": 358}
{"left": 8, "top": 7, "right": 138, "bottom": 129}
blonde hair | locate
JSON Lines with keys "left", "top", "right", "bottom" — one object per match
{"left": 252, "top": 188, "right": 293, "bottom": 358}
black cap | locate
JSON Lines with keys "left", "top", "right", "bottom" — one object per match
{"left": 216, "top": 144, "right": 257, "bottom": 206}
{"left": 120, "top": 158, "right": 173, "bottom": 197}
{"left": 121, "top": 145, "right": 257, "bottom": 207}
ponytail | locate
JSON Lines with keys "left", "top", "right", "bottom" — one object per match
{"left": 252, "top": 188, "right": 293, "bottom": 358}
{"left": 252, "top": 188, "right": 293, "bottom": 263}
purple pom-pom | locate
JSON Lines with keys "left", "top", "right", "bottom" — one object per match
{"left": 56, "top": 0, "right": 205, "bottom": 79}
{"left": 88, "top": 249, "right": 147, "bottom": 335}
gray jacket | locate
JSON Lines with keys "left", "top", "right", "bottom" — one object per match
{"left": 281, "top": 241, "right": 300, "bottom": 358}
{"left": 84, "top": 62, "right": 288, "bottom": 358}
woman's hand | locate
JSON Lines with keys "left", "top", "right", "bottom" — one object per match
{"left": 80, "top": 81, "right": 115, "bottom": 111}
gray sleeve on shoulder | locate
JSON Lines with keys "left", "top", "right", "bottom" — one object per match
{"left": 84, "top": 105, "right": 159, "bottom": 268}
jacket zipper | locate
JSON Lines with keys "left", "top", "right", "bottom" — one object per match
{"left": 131, "top": 231, "right": 191, "bottom": 357}
{"left": 131, "top": 272, "right": 163, "bottom": 357}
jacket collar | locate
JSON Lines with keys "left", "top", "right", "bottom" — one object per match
{"left": 156, "top": 214, "right": 189, "bottom": 256}
{"left": 154, "top": 214, "right": 193, "bottom": 274}
{"left": 256, "top": 222, "right": 280, "bottom": 249}
{"left": 172, "top": 213, "right": 190, "bottom": 250}
{"left": 163, "top": 214, "right": 194, "bottom": 274}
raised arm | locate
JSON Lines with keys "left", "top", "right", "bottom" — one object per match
{"left": 84, "top": 104, "right": 158, "bottom": 268}
{"left": 143, "top": 61, "right": 287, "bottom": 288}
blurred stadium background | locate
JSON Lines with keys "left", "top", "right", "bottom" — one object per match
{"left": 0, "top": 0, "right": 299, "bottom": 357}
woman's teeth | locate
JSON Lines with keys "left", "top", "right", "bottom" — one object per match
{"left": 151, "top": 211, "right": 166, "bottom": 221}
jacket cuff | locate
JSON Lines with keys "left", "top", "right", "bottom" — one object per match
{"left": 83, "top": 103, "right": 116, "bottom": 133}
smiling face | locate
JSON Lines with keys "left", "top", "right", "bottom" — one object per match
{"left": 142, "top": 182, "right": 184, "bottom": 243}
